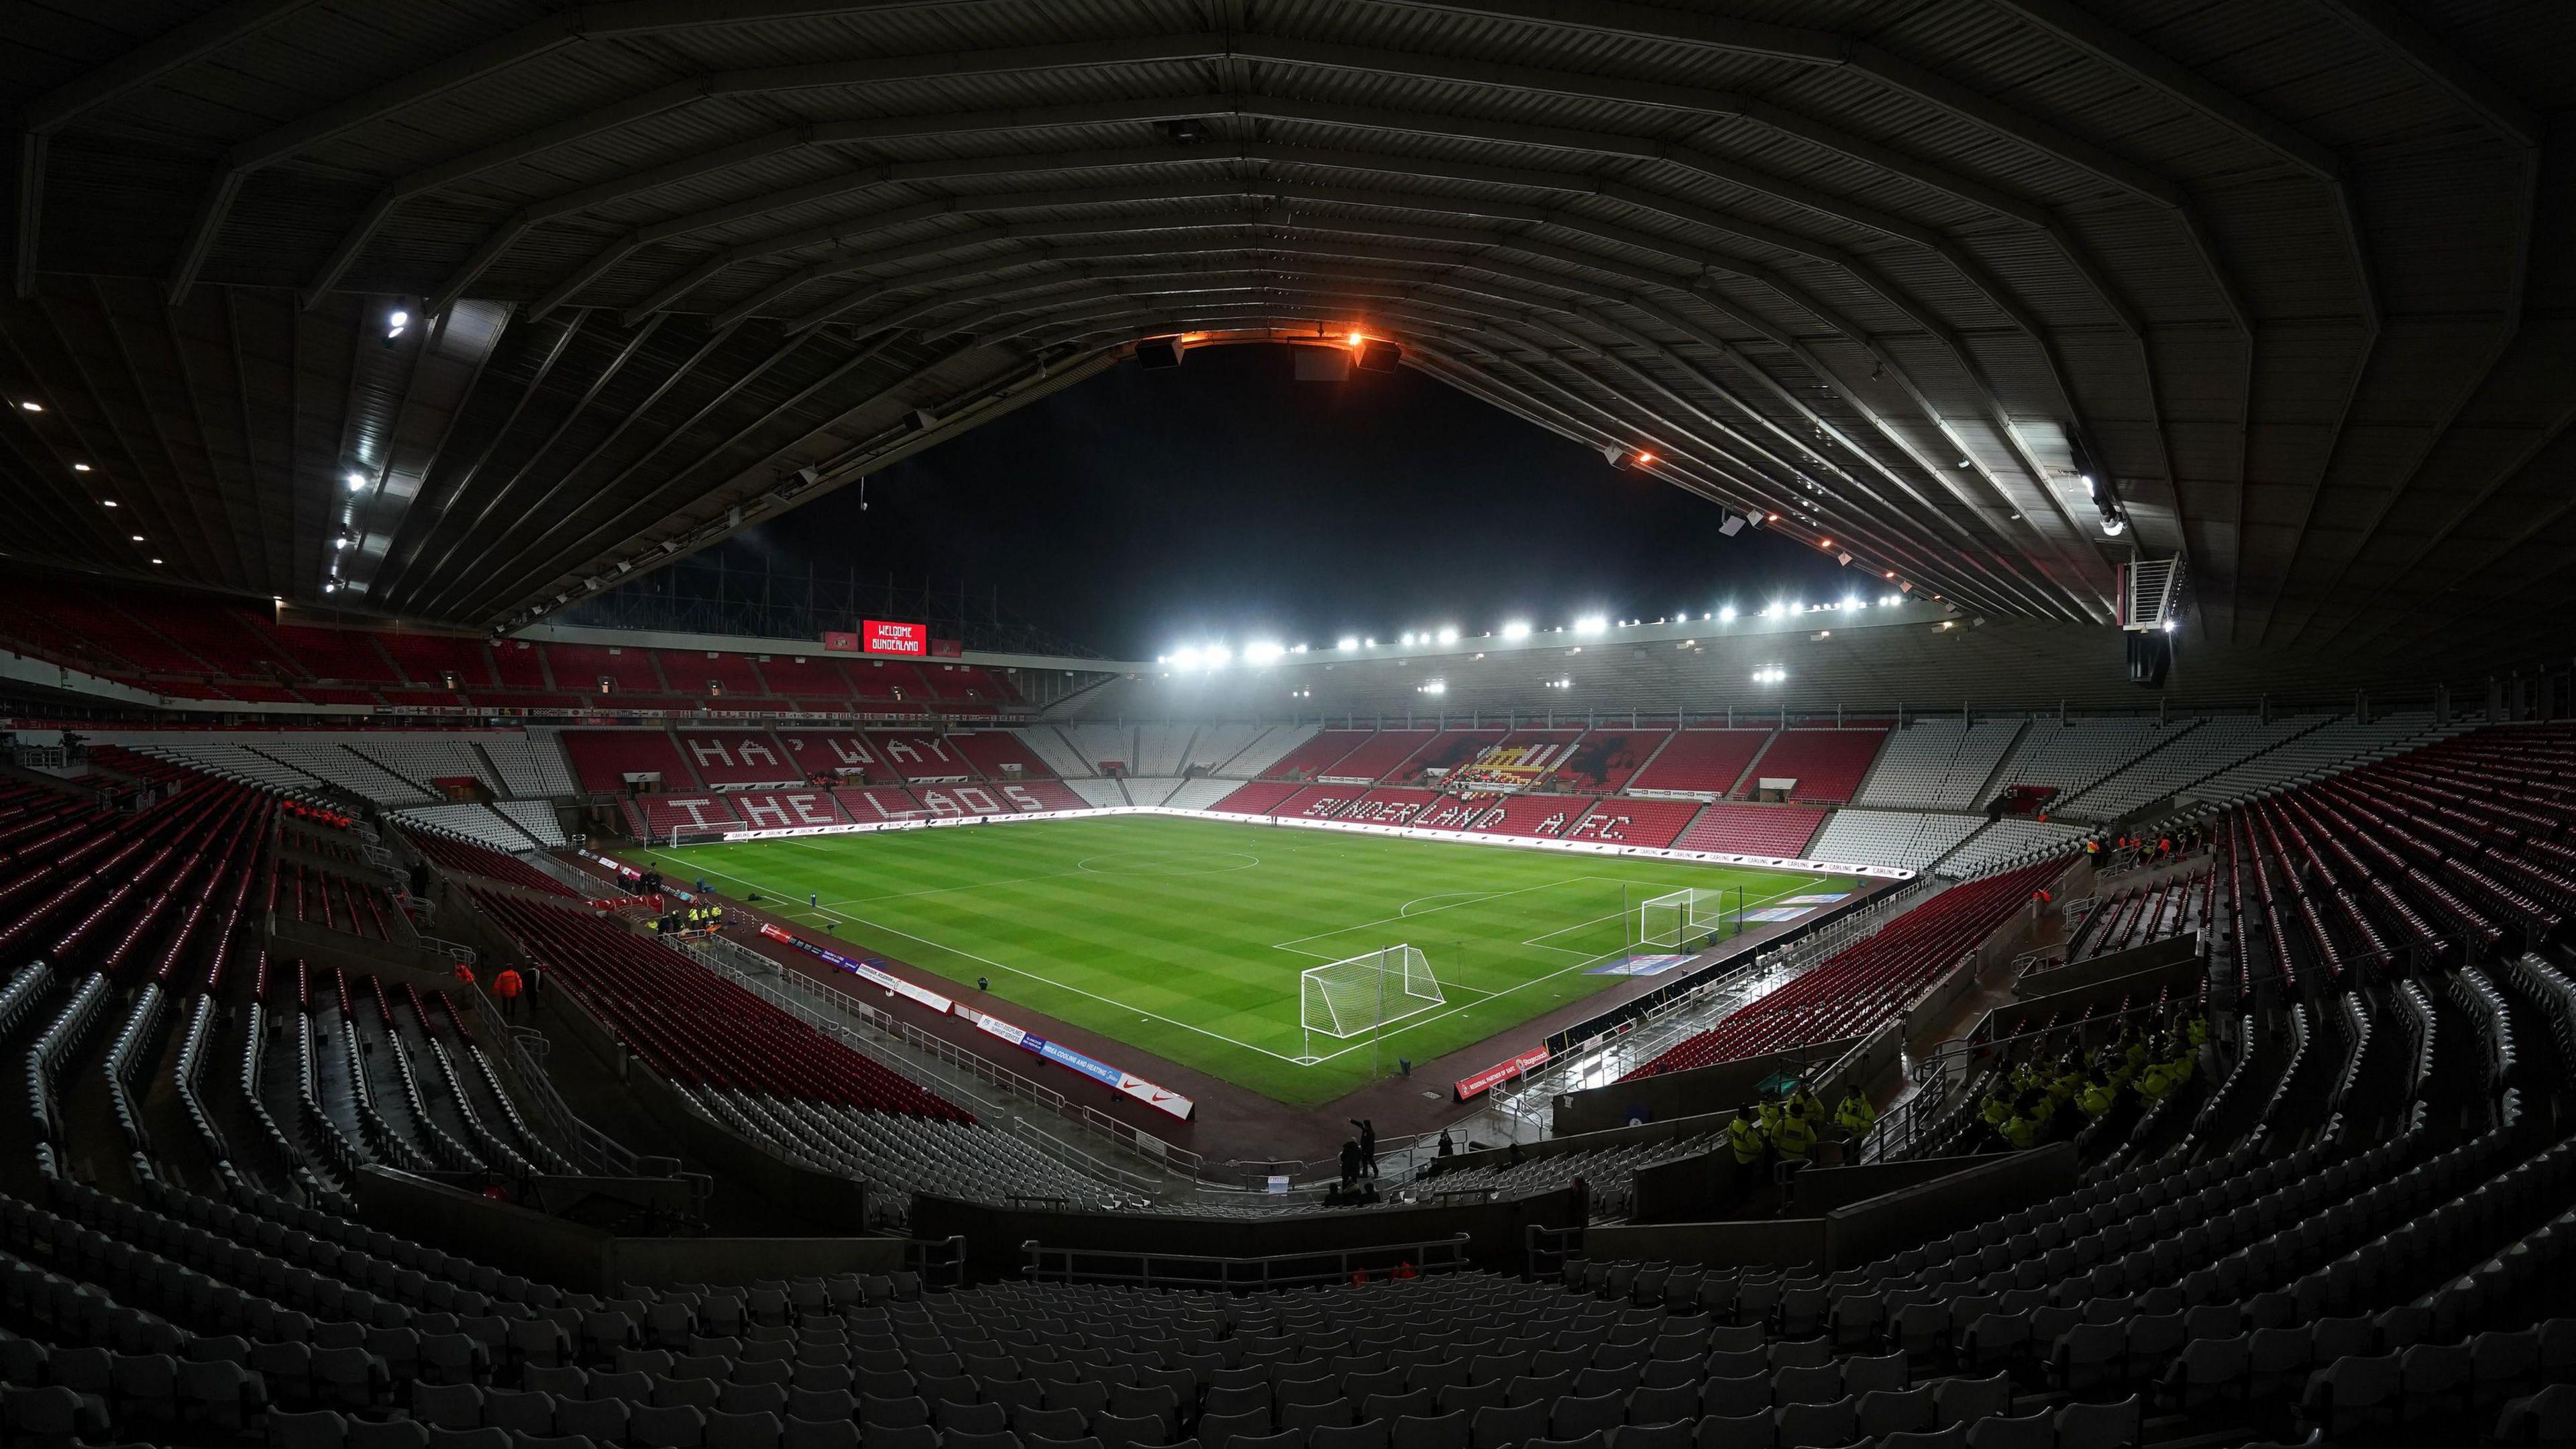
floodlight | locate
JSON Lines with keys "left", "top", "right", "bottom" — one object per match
{"left": 1719, "top": 606, "right": 1737, "bottom": 622}
{"left": 1337, "top": 637, "right": 1360, "bottom": 651}
{"left": 1170, "top": 647, "right": 1201, "bottom": 669}
{"left": 1202, "top": 644, "right": 1232, "bottom": 667}
{"left": 1574, "top": 616, "right": 1607, "bottom": 635}
{"left": 1501, "top": 621, "right": 1531, "bottom": 639}
{"left": 2101, "top": 515, "right": 2127, "bottom": 537}
{"left": 1243, "top": 641, "right": 1284, "bottom": 665}
{"left": 1436, "top": 626, "right": 1458, "bottom": 644}
{"left": 71, "top": 463, "right": 90, "bottom": 472}
{"left": 346, "top": 471, "right": 368, "bottom": 491}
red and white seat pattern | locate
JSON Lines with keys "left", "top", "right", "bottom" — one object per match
{"left": 1335, "top": 788, "right": 1440, "bottom": 825}
{"left": 1275, "top": 785, "right": 1367, "bottom": 820}
{"left": 1390, "top": 731, "right": 1508, "bottom": 784}
{"left": 725, "top": 790, "right": 850, "bottom": 830}
{"left": 677, "top": 730, "right": 800, "bottom": 787}
{"left": 1559, "top": 798, "right": 1703, "bottom": 849}
{"left": 1672, "top": 803, "right": 1829, "bottom": 859}
{"left": 775, "top": 730, "right": 884, "bottom": 779}
{"left": 627, "top": 794, "right": 741, "bottom": 838}
{"left": 870, "top": 732, "right": 975, "bottom": 782}
{"left": 833, "top": 786, "right": 928, "bottom": 822}
{"left": 1415, "top": 792, "right": 1589, "bottom": 838}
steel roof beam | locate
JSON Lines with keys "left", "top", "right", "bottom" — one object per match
{"left": 760, "top": 231, "right": 2107, "bottom": 614}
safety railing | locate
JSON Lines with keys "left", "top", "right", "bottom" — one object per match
{"left": 677, "top": 932, "right": 1230, "bottom": 1190}
{"left": 1022, "top": 1232, "right": 1473, "bottom": 1289}
{"left": 1494, "top": 877, "right": 1938, "bottom": 1119}
{"left": 677, "top": 935, "right": 1176, "bottom": 1197}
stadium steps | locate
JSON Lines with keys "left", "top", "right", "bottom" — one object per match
{"left": 468, "top": 741, "right": 518, "bottom": 799}
{"left": 1627, "top": 728, "right": 1682, "bottom": 787}
{"left": 2059, "top": 713, "right": 2340, "bottom": 820}
{"left": 1962, "top": 719, "right": 2032, "bottom": 808}
{"left": 667, "top": 723, "right": 710, "bottom": 790}
{"left": 351, "top": 745, "right": 443, "bottom": 804}
{"left": 1723, "top": 727, "right": 1780, "bottom": 798}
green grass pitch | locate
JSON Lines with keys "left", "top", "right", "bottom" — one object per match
{"left": 632, "top": 814, "right": 1856, "bottom": 1107}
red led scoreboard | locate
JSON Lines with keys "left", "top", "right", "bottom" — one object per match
{"left": 824, "top": 621, "right": 928, "bottom": 656}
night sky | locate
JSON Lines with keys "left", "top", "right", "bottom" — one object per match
{"left": 715, "top": 342, "right": 1856, "bottom": 658}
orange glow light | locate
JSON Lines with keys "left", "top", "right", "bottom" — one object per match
{"left": 1347, "top": 331, "right": 1365, "bottom": 347}
{"left": 1819, "top": 539, "right": 1833, "bottom": 548}
{"left": 1635, "top": 451, "right": 1655, "bottom": 466}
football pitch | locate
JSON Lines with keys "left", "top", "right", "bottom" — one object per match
{"left": 631, "top": 814, "right": 1856, "bottom": 1106}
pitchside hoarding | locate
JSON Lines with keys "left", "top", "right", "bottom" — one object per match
{"left": 756, "top": 922, "right": 1195, "bottom": 1122}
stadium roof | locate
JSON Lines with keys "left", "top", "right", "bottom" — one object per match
{"left": 3, "top": 1, "right": 2570, "bottom": 674}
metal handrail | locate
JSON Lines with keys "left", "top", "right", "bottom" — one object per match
{"left": 677, "top": 932, "right": 1234, "bottom": 1187}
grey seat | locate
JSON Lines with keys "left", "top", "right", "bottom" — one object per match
{"left": 413, "top": 1383, "right": 486, "bottom": 1430}
{"left": 1688, "top": 1412, "right": 1767, "bottom": 1449}
{"left": 779, "top": 1419, "right": 858, "bottom": 1449}
{"left": 1605, "top": 1425, "right": 1688, "bottom": 1449}
{"left": 1440, "top": 1382, "right": 1508, "bottom": 1417}
{"left": 1307, "top": 1424, "right": 1389, "bottom": 1449}
{"left": 1772, "top": 1364, "right": 1840, "bottom": 1407}
{"left": 1841, "top": 1354, "right": 1907, "bottom": 1397}
{"left": 1391, "top": 1412, "right": 1468, "bottom": 1449}
{"left": 632, "top": 1405, "right": 708, "bottom": 1449}
{"left": 1858, "top": 1384, "right": 1935, "bottom": 1438}
{"left": 1468, "top": 1402, "right": 1547, "bottom": 1449}
{"left": 2053, "top": 1397, "right": 2141, "bottom": 1449}
{"left": 270, "top": 1407, "right": 352, "bottom": 1449}
{"left": 485, "top": 1390, "right": 557, "bottom": 1436}
{"left": 1962, "top": 1412, "right": 2053, "bottom": 1449}
{"left": 1095, "top": 1411, "right": 1174, "bottom": 1448}
{"left": 557, "top": 1399, "right": 631, "bottom": 1444}
{"left": 1878, "top": 1428, "right": 1968, "bottom": 1449}
{"left": 1698, "top": 1376, "right": 1768, "bottom": 1419}
{"left": 943, "top": 1402, "right": 1012, "bottom": 1434}
{"left": 350, "top": 1421, "right": 435, "bottom": 1449}
{"left": 1197, "top": 1411, "right": 1272, "bottom": 1449}
{"left": 1933, "top": 1373, "right": 2011, "bottom": 1427}
{"left": 943, "top": 1432, "right": 1022, "bottom": 1449}
{"left": 1550, "top": 1393, "right": 1623, "bottom": 1442}
{"left": 1774, "top": 1398, "right": 1856, "bottom": 1449}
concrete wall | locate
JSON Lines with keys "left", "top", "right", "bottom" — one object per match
{"left": 2011, "top": 933, "right": 2201, "bottom": 1001}
{"left": 354, "top": 1168, "right": 907, "bottom": 1292}
{"left": 1552, "top": 1035, "right": 1862, "bottom": 1136}
{"left": 1580, "top": 1142, "right": 2076, "bottom": 1273}
{"left": 1821, "top": 1142, "right": 2077, "bottom": 1269}
{"left": 1584, "top": 1215, "right": 1830, "bottom": 1271}
{"left": 914, "top": 1185, "right": 1584, "bottom": 1282}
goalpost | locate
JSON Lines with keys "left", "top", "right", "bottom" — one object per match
{"left": 1299, "top": 945, "right": 1445, "bottom": 1060}
{"left": 1638, "top": 887, "right": 1742, "bottom": 951}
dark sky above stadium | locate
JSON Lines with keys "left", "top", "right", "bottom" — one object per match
{"left": 717, "top": 342, "right": 1856, "bottom": 657}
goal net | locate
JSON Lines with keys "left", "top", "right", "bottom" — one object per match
{"left": 1300, "top": 945, "right": 1445, "bottom": 1040}
{"left": 1639, "top": 888, "right": 1737, "bottom": 950}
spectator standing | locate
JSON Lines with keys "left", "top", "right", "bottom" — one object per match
{"left": 492, "top": 967, "right": 523, "bottom": 1021}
